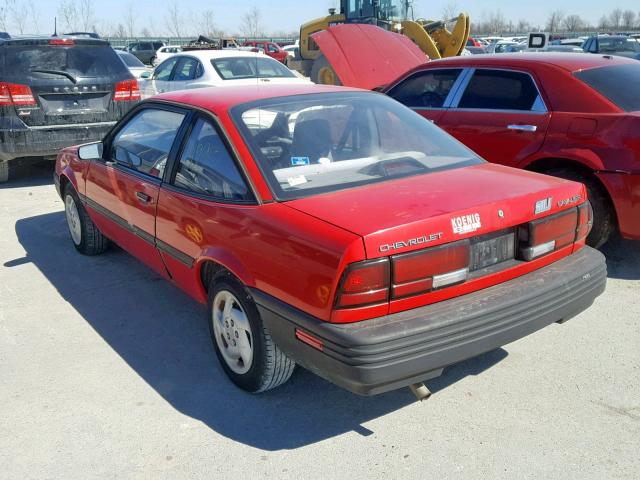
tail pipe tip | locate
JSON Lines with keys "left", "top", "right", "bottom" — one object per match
{"left": 409, "top": 382, "right": 432, "bottom": 401}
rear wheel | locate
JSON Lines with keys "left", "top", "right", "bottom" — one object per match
{"left": 310, "top": 55, "right": 342, "bottom": 85}
{"left": 208, "top": 274, "right": 295, "bottom": 393}
{"left": 150, "top": 56, "right": 157, "bottom": 66}
{"left": 64, "top": 184, "right": 110, "bottom": 255}
{"left": 545, "top": 167, "right": 615, "bottom": 248}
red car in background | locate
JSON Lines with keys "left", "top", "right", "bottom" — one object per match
{"left": 54, "top": 84, "right": 605, "bottom": 397}
{"left": 243, "top": 40, "right": 288, "bottom": 63}
{"left": 379, "top": 53, "right": 640, "bottom": 248}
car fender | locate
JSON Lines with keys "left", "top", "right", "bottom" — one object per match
{"left": 195, "top": 246, "right": 256, "bottom": 289}
{"left": 56, "top": 146, "right": 88, "bottom": 197}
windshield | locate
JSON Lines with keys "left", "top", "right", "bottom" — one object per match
{"left": 211, "top": 57, "right": 295, "bottom": 80}
{"left": 575, "top": 64, "right": 640, "bottom": 112}
{"left": 232, "top": 92, "right": 483, "bottom": 200}
{"left": 1, "top": 44, "right": 129, "bottom": 79}
{"left": 347, "top": 0, "right": 405, "bottom": 21}
{"left": 598, "top": 37, "right": 640, "bottom": 53}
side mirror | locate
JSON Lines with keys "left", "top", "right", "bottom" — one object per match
{"left": 140, "top": 71, "right": 151, "bottom": 79}
{"left": 78, "top": 142, "right": 103, "bottom": 160}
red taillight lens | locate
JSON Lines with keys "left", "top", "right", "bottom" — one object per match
{"left": 519, "top": 207, "right": 580, "bottom": 260}
{"left": 0, "top": 82, "right": 36, "bottom": 106}
{"left": 576, "top": 202, "right": 593, "bottom": 242}
{"left": 392, "top": 241, "right": 470, "bottom": 298}
{"left": 114, "top": 79, "right": 140, "bottom": 101}
{"left": 335, "top": 259, "right": 390, "bottom": 308}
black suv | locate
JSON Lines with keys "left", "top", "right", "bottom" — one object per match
{"left": 0, "top": 36, "right": 140, "bottom": 182}
{"left": 124, "top": 41, "right": 165, "bottom": 65}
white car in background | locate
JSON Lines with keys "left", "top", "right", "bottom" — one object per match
{"left": 139, "top": 50, "right": 309, "bottom": 98}
{"left": 151, "top": 45, "right": 183, "bottom": 66}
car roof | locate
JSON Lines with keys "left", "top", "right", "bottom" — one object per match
{"left": 174, "top": 49, "right": 272, "bottom": 60}
{"left": 0, "top": 35, "right": 108, "bottom": 46}
{"left": 418, "top": 52, "right": 638, "bottom": 72}
{"left": 153, "top": 84, "right": 366, "bottom": 113}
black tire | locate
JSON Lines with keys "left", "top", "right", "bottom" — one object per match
{"left": 545, "top": 167, "right": 615, "bottom": 248}
{"left": 0, "top": 161, "right": 9, "bottom": 183}
{"left": 208, "top": 274, "right": 295, "bottom": 393}
{"left": 64, "top": 184, "right": 110, "bottom": 255}
{"left": 150, "top": 56, "right": 157, "bottom": 66}
{"left": 310, "top": 54, "right": 342, "bottom": 85}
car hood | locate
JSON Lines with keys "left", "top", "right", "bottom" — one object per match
{"left": 311, "top": 23, "right": 428, "bottom": 90}
{"left": 284, "top": 163, "right": 586, "bottom": 259}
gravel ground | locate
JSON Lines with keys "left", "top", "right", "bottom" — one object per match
{"left": 1, "top": 164, "right": 639, "bottom": 480}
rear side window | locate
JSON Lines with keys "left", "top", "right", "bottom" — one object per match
{"left": 575, "top": 64, "right": 640, "bottom": 112}
{"left": 173, "top": 57, "right": 201, "bottom": 81}
{"left": 173, "top": 118, "right": 250, "bottom": 201}
{"left": 1, "top": 44, "right": 129, "bottom": 79}
{"left": 458, "top": 70, "right": 543, "bottom": 111}
{"left": 111, "top": 108, "right": 186, "bottom": 179}
{"left": 211, "top": 57, "right": 295, "bottom": 80}
{"left": 387, "top": 69, "right": 462, "bottom": 108}
{"left": 154, "top": 57, "right": 179, "bottom": 81}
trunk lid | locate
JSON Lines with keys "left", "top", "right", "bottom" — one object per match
{"left": 285, "top": 163, "right": 586, "bottom": 259}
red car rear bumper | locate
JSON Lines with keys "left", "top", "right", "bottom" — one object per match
{"left": 254, "top": 247, "right": 606, "bottom": 396}
{"left": 597, "top": 172, "right": 640, "bottom": 240}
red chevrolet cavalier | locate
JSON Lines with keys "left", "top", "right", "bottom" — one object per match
{"left": 55, "top": 84, "right": 606, "bottom": 397}
{"left": 378, "top": 53, "right": 640, "bottom": 248}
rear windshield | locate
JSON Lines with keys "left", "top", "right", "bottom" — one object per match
{"left": 232, "top": 92, "right": 483, "bottom": 200}
{"left": 575, "top": 64, "right": 640, "bottom": 112}
{"left": 597, "top": 37, "right": 640, "bottom": 53}
{"left": 1, "top": 43, "right": 129, "bottom": 79}
{"left": 211, "top": 56, "right": 295, "bottom": 80}
{"left": 119, "top": 52, "right": 144, "bottom": 68}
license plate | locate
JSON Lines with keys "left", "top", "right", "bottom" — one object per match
{"left": 471, "top": 231, "right": 515, "bottom": 270}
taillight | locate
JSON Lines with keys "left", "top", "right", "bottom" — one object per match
{"left": 335, "top": 259, "right": 390, "bottom": 308}
{"left": 392, "top": 240, "right": 469, "bottom": 298}
{"left": 0, "top": 82, "right": 37, "bottom": 107}
{"left": 576, "top": 202, "right": 593, "bottom": 242}
{"left": 519, "top": 206, "right": 583, "bottom": 260}
{"left": 114, "top": 79, "right": 140, "bottom": 101}
{"left": 49, "top": 38, "right": 75, "bottom": 46}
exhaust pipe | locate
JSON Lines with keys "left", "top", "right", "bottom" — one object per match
{"left": 409, "top": 382, "right": 432, "bottom": 401}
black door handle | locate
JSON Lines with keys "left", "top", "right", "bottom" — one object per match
{"left": 136, "top": 191, "right": 152, "bottom": 204}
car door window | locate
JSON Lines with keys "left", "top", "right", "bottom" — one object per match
{"left": 457, "top": 69, "right": 543, "bottom": 111}
{"left": 154, "top": 57, "right": 179, "bottom": 81}
{"left": 111, "top": 108, "right": 186, "bottom": 179}
{"left": 386, "top": 69, "right": 462, "bottom": 108}
{"left": 173, "top": 57, "right": 199, "bottom": 81}
{"left": 173, "top": 118, "right": 251, "bottom": 201}
{"left": 267, "top": 44, "right": 279, "bottom": 53}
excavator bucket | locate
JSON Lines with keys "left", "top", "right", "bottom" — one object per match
{"left": 424, "top": 13, "right": 471, "bottom": 57}
{"left": 311, "top": 24, "right": 428, "bottom": 90}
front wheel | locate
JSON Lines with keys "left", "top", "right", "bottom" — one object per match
{"left": 208, "top": 275, "right": 295, "bottom": 393}
{"left": 64, "top": 185, "right": 110, "bottom": 255}
{"left": 310, "top": 55, "right": 342, "bottom": 85}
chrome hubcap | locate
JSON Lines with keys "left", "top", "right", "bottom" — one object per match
{"left": 65, "top": 194, "right": 82, "bottom": 246}
{"left": 212, "top": 290, "right": 253, "bottom": 374}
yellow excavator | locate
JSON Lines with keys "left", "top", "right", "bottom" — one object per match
{"left": 288, "top": 0, "right": 470, "bottom": 85}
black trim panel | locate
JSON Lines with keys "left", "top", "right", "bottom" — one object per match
{"left": 252, "top": 247, "right": 606, "bottom": 396}
{"left": 82, "top": 194, "right": 195, "bottom": 268}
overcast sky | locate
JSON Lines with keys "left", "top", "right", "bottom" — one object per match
{"left": 8, "top": 0, "right": 640, "bottom": 35}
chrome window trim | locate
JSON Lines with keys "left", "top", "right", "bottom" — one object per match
{"left": 449, "top": 67, "right": 549, "bottom": 114}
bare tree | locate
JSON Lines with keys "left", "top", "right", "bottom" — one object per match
{"left": 441, "top": 2, "right": 459, "bottom": 21}
{"left": 78, "top": 0, "right": 95, "bottom": 31}
{"left": 165, "top": 1, "right": 184, "bottom": 38}
{"left": 114, "top": 23, "right": 127, "bottom": 38}
{"left": 198, "top": 9, "right": 216, "bottom": 37}
{"left": 546, "top": 10, "right": 565, "bottom": 33}
{"left": 27, "top": 0, "right": 40, "bottom": 33}
{"left": 622, "top": 10, "right": 635, "bottom": 30}
{"left": 5, "top": 0, "right": 27, "bottom": 34}
{"left": 598, "top": 15, "right": 609, "bottom": 30}
{"left": 240, "top": 6, "right": 263, "bottom": 38}
{"left": 59, "top": 0, "right": 78, "bottom": 32}
{"left": 516, "top": 19, "right": 532, "bottom": 33}
{"left": 0, "top": 0, "right": 10, "bottom": 32}
{"left": 140, "top": 27, "right": 152, "bottom": 38}
{"left": 609, "top": 9, "right": 623, "bottom": 30}
{"left": 124, "top": 4, "right": 135, "bottom": 38}
{"left": 563, "top": 14, "right": 584, "bottom": 32}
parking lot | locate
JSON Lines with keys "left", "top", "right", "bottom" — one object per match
{"left": 1, "top": 163, "right": 638, "bottom": 478}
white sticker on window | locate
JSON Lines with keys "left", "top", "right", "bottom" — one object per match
{"left": 287, "top": 175, "right": 308, "bottom": 187}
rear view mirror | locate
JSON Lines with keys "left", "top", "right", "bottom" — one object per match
{"left": 78, "top": 142, "right": 103, "bottom": 160}
{"left": 140, "top": 71, "right": 151, "bottom": 79}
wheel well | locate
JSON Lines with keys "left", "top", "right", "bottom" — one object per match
{"left": 525, "top": 157, "right": 611, "bottom": 198}
{"left": 59, "top": 174, "right": 70, "bottom": 198}
{"left": 199, "top": 260, "right": 230, "bottom": 293}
